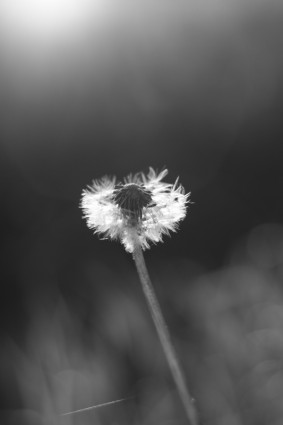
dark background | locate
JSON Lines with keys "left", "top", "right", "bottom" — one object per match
{"left": 1, "top": 2, "right": 283, "bottom": 424}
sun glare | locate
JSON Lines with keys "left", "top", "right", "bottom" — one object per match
{"left": 1, "top": 0, "right": 98, "bottom": 42}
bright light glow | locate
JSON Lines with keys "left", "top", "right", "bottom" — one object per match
{"left": 0, "top": 0, "right": 114, "bottom": 92}
{"left": 1, "top": 0, "right": 99, "bottom": 43}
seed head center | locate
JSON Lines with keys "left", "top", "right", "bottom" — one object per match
{"left": 114, "top": 183, "right": 153, "bottom": 218}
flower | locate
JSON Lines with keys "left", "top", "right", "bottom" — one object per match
{"left": 80, "top": 168, "right": 190, "bottom": 253}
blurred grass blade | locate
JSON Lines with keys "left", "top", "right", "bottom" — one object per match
{"left": 60, "top": 396, "right": 134, "bottom": 416}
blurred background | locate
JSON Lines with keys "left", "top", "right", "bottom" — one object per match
{"left": 1, "top": 0, "right": 283, "bottom": 424}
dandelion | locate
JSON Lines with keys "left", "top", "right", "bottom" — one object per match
{"left": 81, "top": 167, "right": 189, "bottom": 252}
{"left": 80, "top": 168, "right": 198, "bottom": 425}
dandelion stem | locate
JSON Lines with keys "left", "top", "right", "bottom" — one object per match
{"left": 132, "top": 244, "right": 198, "bottom": 425}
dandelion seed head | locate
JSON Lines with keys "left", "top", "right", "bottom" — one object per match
{"left": 80, "top": 168, "right": 190, "bottom": 252}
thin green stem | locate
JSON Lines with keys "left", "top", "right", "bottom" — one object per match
{"left": 132, "top": 244, "right": 198, "bottom": 425}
